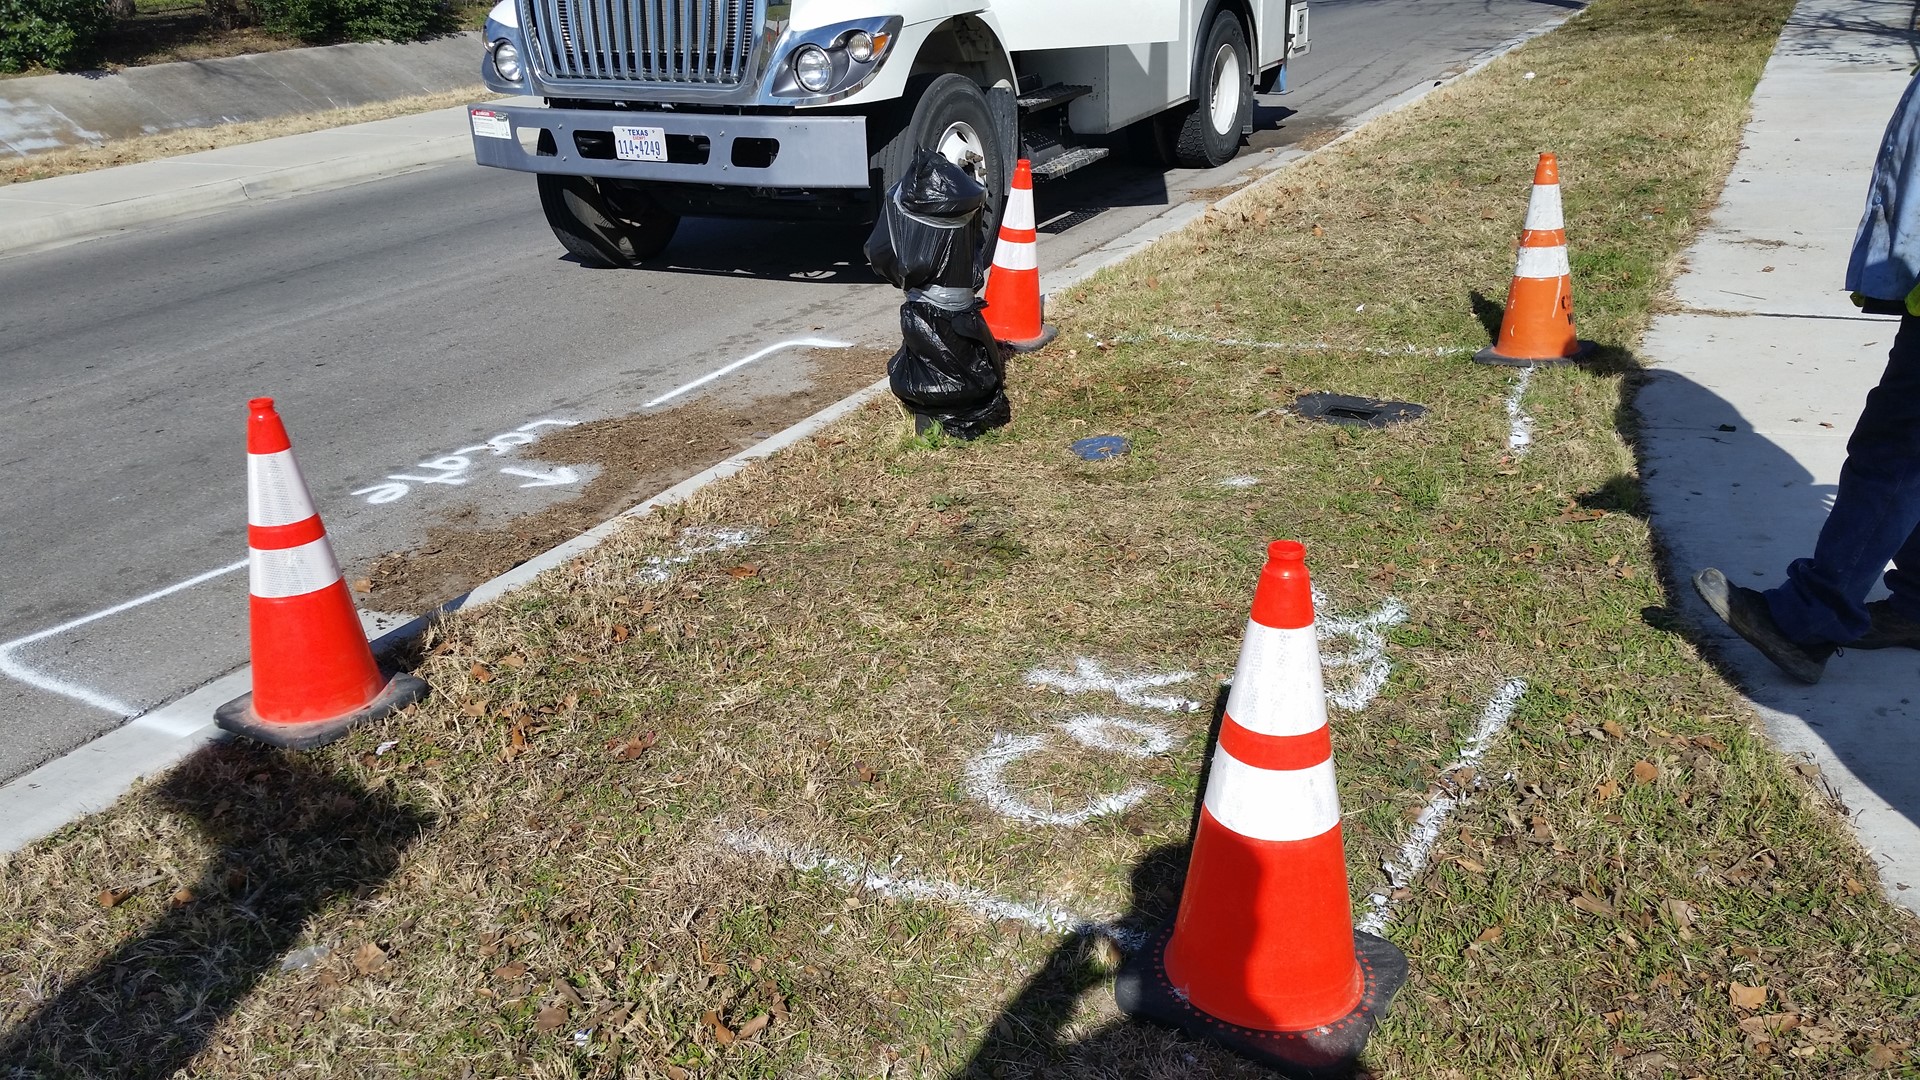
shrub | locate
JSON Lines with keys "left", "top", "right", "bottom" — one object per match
{"left": 0, "top": 0, "right": 113, "bottom": 72}
{"left": 249, "top": 0, "right": 450, "bottom": 42}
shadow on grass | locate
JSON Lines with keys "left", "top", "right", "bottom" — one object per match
{"left": 0, "top": 744, "right": 431, "bottom": 1078}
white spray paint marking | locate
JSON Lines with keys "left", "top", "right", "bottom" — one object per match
{"left": 643, "top": 337, "right": 853, "bottom": 409}
{"left": 967, "top": 661, "right": 1189, "bottom": 825}
{"left": 1118, "top": 330, "right": 1475, "bottom": 358}
{"left": 1358, "top": 678, "right": 1527, "bottom": 935}
{"left": 1312, "top": 590, "right": 1410, "bottom": 713}
{"left": 499, "top": 465, "right": 581, "bottom": 489}
{"left": 1505, "top": 367, "right": 1535, "bottom": 455}
{"left": 352, "top": 418, "right": 583, "bottom": 505}
{"left": 965, "top": 732, "right": 1152, "bottom": 825}
{"left": 722, "top": 827, "right": 1146, "bottom": 950}
{"left": 1058, "top": 714, "right": 1176, "bottom": 758}
{"left": 0, "top": 560, "right": 247, "bottom": 716}
{"left": 1218, "top": 475, "right": 1261, "bottom": 488}
{"left": 1024, "top": 658, "right": 1202, "bottom": 713}
{"left": 635, "top": 526, "right": 764, "bottom": 583}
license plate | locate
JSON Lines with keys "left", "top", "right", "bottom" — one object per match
{"left": 469, "top": 109, "right": 511, "bottom": 140}
{"left": 613, "top": 125, "right": 668, "bottom": 162}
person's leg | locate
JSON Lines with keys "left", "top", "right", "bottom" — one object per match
{"left": 1765, "top": 313, "right": 1920, "bottom": 644}
{"left": 1881, "top": 518, "right": 1920, "bottom": 621}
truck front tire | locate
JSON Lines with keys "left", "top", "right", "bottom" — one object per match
{"left": 876, "top": 73, "right": 1009, "bottom": 243}
{"left": 537, "top": 174, "right": 680, "bottom": 268}
{"left": 1160, "top": 9, "right": 1253, "bottom": 169}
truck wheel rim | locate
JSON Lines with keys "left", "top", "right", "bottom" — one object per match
{"left": 1209, "top": 41, "right": 1242, "bottom": 136}
{"left": 935, "top": 120, "right": 989, "bottom": 188}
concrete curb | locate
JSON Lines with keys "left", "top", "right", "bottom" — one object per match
{"left": 0, "top": 14, "right": 1573, "bottom": 856}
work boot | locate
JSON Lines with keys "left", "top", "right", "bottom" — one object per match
{"left": 1691, "top": 568, "right": 1834, "bottom": 684}
{"left": 1850, "top": 599, "right": 1920, "bottom": 650}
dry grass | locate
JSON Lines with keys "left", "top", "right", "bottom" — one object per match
{"left": 6, "top": 0, "right": 1919, "bottom": 1076}
{"left": 0, "top": 86, "right": 485, "bottom": 187}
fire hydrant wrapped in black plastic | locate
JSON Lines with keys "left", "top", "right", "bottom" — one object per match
{"left": 864, "top": 149, "right": 1010, "bottom": 440}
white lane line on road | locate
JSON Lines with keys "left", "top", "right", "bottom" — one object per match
{"left": 643, "top": 337, "right": 853, "bottom": 409}
{"left": 1358, "top": 677, "right": 1526, "bottom": 935}
{"left": 0, "top": 560, "right": 247, "bottom": 716}
{"left": 722, "top": 827, "right": 1146, "bottom": 949}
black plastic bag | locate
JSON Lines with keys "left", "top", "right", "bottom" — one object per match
{"left": 887, "top": 297, "right": 1010, "bottom": 441}
{"left": 864, "top": 149, "right": 991, "bottom": 291}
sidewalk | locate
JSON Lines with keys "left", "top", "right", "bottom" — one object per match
{"left": 0, "top": 101, "right": 512, "bottom": 255}
{"left": 1639, "top": 0, "right": 1920, "bottom": 914}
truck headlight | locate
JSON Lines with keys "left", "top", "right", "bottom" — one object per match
{"left": 845, "top": 30, "right": 874, "bottom": 63}
{"left": 792, "top": 45, "right": 832, "bottom": 93}
{"left": 491, "top": 39, "right": 522, "bottom": 82}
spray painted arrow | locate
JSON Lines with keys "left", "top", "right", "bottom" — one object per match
{"left": 499, "top": 466, "right": 582, "bottom": 489}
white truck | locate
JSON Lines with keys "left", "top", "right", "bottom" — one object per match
{"left": 469, "top": 0, "right": 1308, "bottom": 267}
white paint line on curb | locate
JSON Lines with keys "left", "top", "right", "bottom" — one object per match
{"left": 722, "top": 827, "right": 1146, "bottom": 950}
{"left": 1358, "top": 678, "right": 1526, "bottom": 935}
{"left": 1506, "top": 367, "right": 1536, "bottom": 455}
{"left": 642, "top": 337, "right": 852, "bottom": 409}
{"left": 0, "top": 559, "right": 246, "bottom": 717}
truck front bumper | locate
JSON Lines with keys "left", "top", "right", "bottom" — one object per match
{"left": 468, "top": 104, "right": 872, "bottom": 189}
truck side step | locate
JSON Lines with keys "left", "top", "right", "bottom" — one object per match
{"left": 1015, "top": 83, "right": 1092, "bottom": 114}
{"left": 1029, "top": 146, "right": 1110, "bottom": 182}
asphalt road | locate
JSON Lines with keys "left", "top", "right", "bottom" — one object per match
{"left": 0, "top": 0, "right": 1568, "bottom": 781}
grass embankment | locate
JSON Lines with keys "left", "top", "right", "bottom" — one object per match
{"left": 5, "top": 0, "right": 1919, "bottom": 1075}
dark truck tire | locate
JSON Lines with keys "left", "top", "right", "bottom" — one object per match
{"left": 1158, "top": 9, "right": 1253, "bottom": 169}
{"left": 537, "top": 173, "right": 680, "bottom": 268}
{"left": 875, "top": 73, "right": 1010, "bottom": 243}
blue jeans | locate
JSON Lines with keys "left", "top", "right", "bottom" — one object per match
{"left": 1767, "top": 313, "right": 1920, "bottom": 644}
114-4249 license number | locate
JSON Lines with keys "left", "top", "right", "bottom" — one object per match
{"left": 612, "top": 125, "right": 668, "bottom": 162}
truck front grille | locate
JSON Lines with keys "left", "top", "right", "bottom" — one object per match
{"left": 524, "top": 0, "right": 759, "bottom": 85}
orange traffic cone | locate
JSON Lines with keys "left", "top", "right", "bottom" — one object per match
{"left": 1475, "top": 152, "right": 1594, "bottom": 366}
{"left": 1116, "top": 540, "right": 1405, "bottom": 1076}
{"left": 215, "top": 398, "right": 426, "bottom": 749}
{"left": 982, "top": 159, "right": 1057, "bottom": 352}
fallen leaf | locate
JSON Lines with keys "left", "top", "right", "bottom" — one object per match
{"left": 704, "top": 1009, "right": 736, "bottom": 1045}
{"left": 1663, "top": 898, "right": 1697, "bottom": 928}
{"left": 667, "top": 1067, "right": 691, "bottom": 1080}
{"left": 1632, "top": 760, "right": 1661, "bottom": 784}
{"left": 96, "top": 887, "right": 134, "bottom": 909}
{"left": 1474, "top": 925, "right": 1503, "bottom": 944}
{"left": 491, "top": 962, "right": 528, "bottom": 982}
{"left": 1454, "top": 856, "right": 1487, "bottom": 874}
{"left": 1602, "top": 719, "right": 1625, "bottom": 739}
{"left": 737, "top": 1012, "right": 771, "bottom": 1040}
{"left": 169, "top": 887, "right": 196, "bottom": 906}
{"left": 351, "top": 578, "right": 372, "bottom": 592}
{"left": 499, "top": 654, "right": 526, "bottom": 669}
{"left": 353, "top": 942, "right": 388, "bottom": 976}
{"left": 1480, "top": 208, "right": 1499, "bottom": 219}
{"left": 612, "top": 624, "right": 631, "bottom": 643}
{"left": 1570, "top": 893, "right": 1615, "bottom": 918}
{"left": 1594, "top": 779, "right": 1621, "bottom": 801}
{"left": 855, "top": 761, "right": 879, "bottom": 784}
{"left": 724, "top": 563, "right": 761, "bottom": 579}
{"left": 1845, "top": 877, "right": 1868, "bottom": 896}
{"left": 1410, "top": 211, "right": 1431, "bottom": 224}
{"left": 471, "top": 663, "right": 493, "bottom": 683}
{"left": 1729, "top": 982, "right": 1767, "bottom": 1009}
{"left": 536, "top": 1004, "right": 568, "bottom": 1033}
{"left": 1311, "top": 224, "right": 1325, "bottom": 236}
{"left": 1865, "top": 1043, "right": 1901, "bottom": 1068}
{"left": 610, "top": 732, "right": 659, "bottom": 761}
{"left": 554, "top": 979, "right": 584, "bottom": 1006}
{"left": 769, "top": 996, "right": 789, "bottom": 1021}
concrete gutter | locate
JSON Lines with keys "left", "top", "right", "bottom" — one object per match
{"left": 0, "top": 10, "right": 1576, "bottom": 855}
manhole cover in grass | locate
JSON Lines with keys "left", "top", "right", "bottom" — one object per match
{"left": 1294, "top": 393, "right": 1428, "bottom": 428}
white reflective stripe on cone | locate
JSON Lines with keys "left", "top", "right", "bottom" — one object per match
{"left": 249, "top": 536, "right": 342, "bottom": 599}
{"left": 1523, "top": 184, "right": 1564, "bottom": 231}
{"left": 247, "top": 449, "right": 317, "bottom": 528}
{"left": 1223, "top": 621, "right": 1328, "bottom": 737}
{"left": 994, "top": 240, "right": 1039, "bottom": 272}
{"left": 1203, "top": 751, "right": 1342, "bottom": 842}
{"left": 1004, "top": 188, "right": 1036, "bottom": 231}
{"left": 1512, "top": 244, "right": 1571, "bottom": 279}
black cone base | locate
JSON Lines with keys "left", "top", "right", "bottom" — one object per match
{"left": 216, "top": 672, "right": 428, "bottom": 750}
{"left": 1472, "top": 339, "right": 1596, "bottom": 367}
{"left": 1114, "top": 923, "right": 1407, "bottom": 1078}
